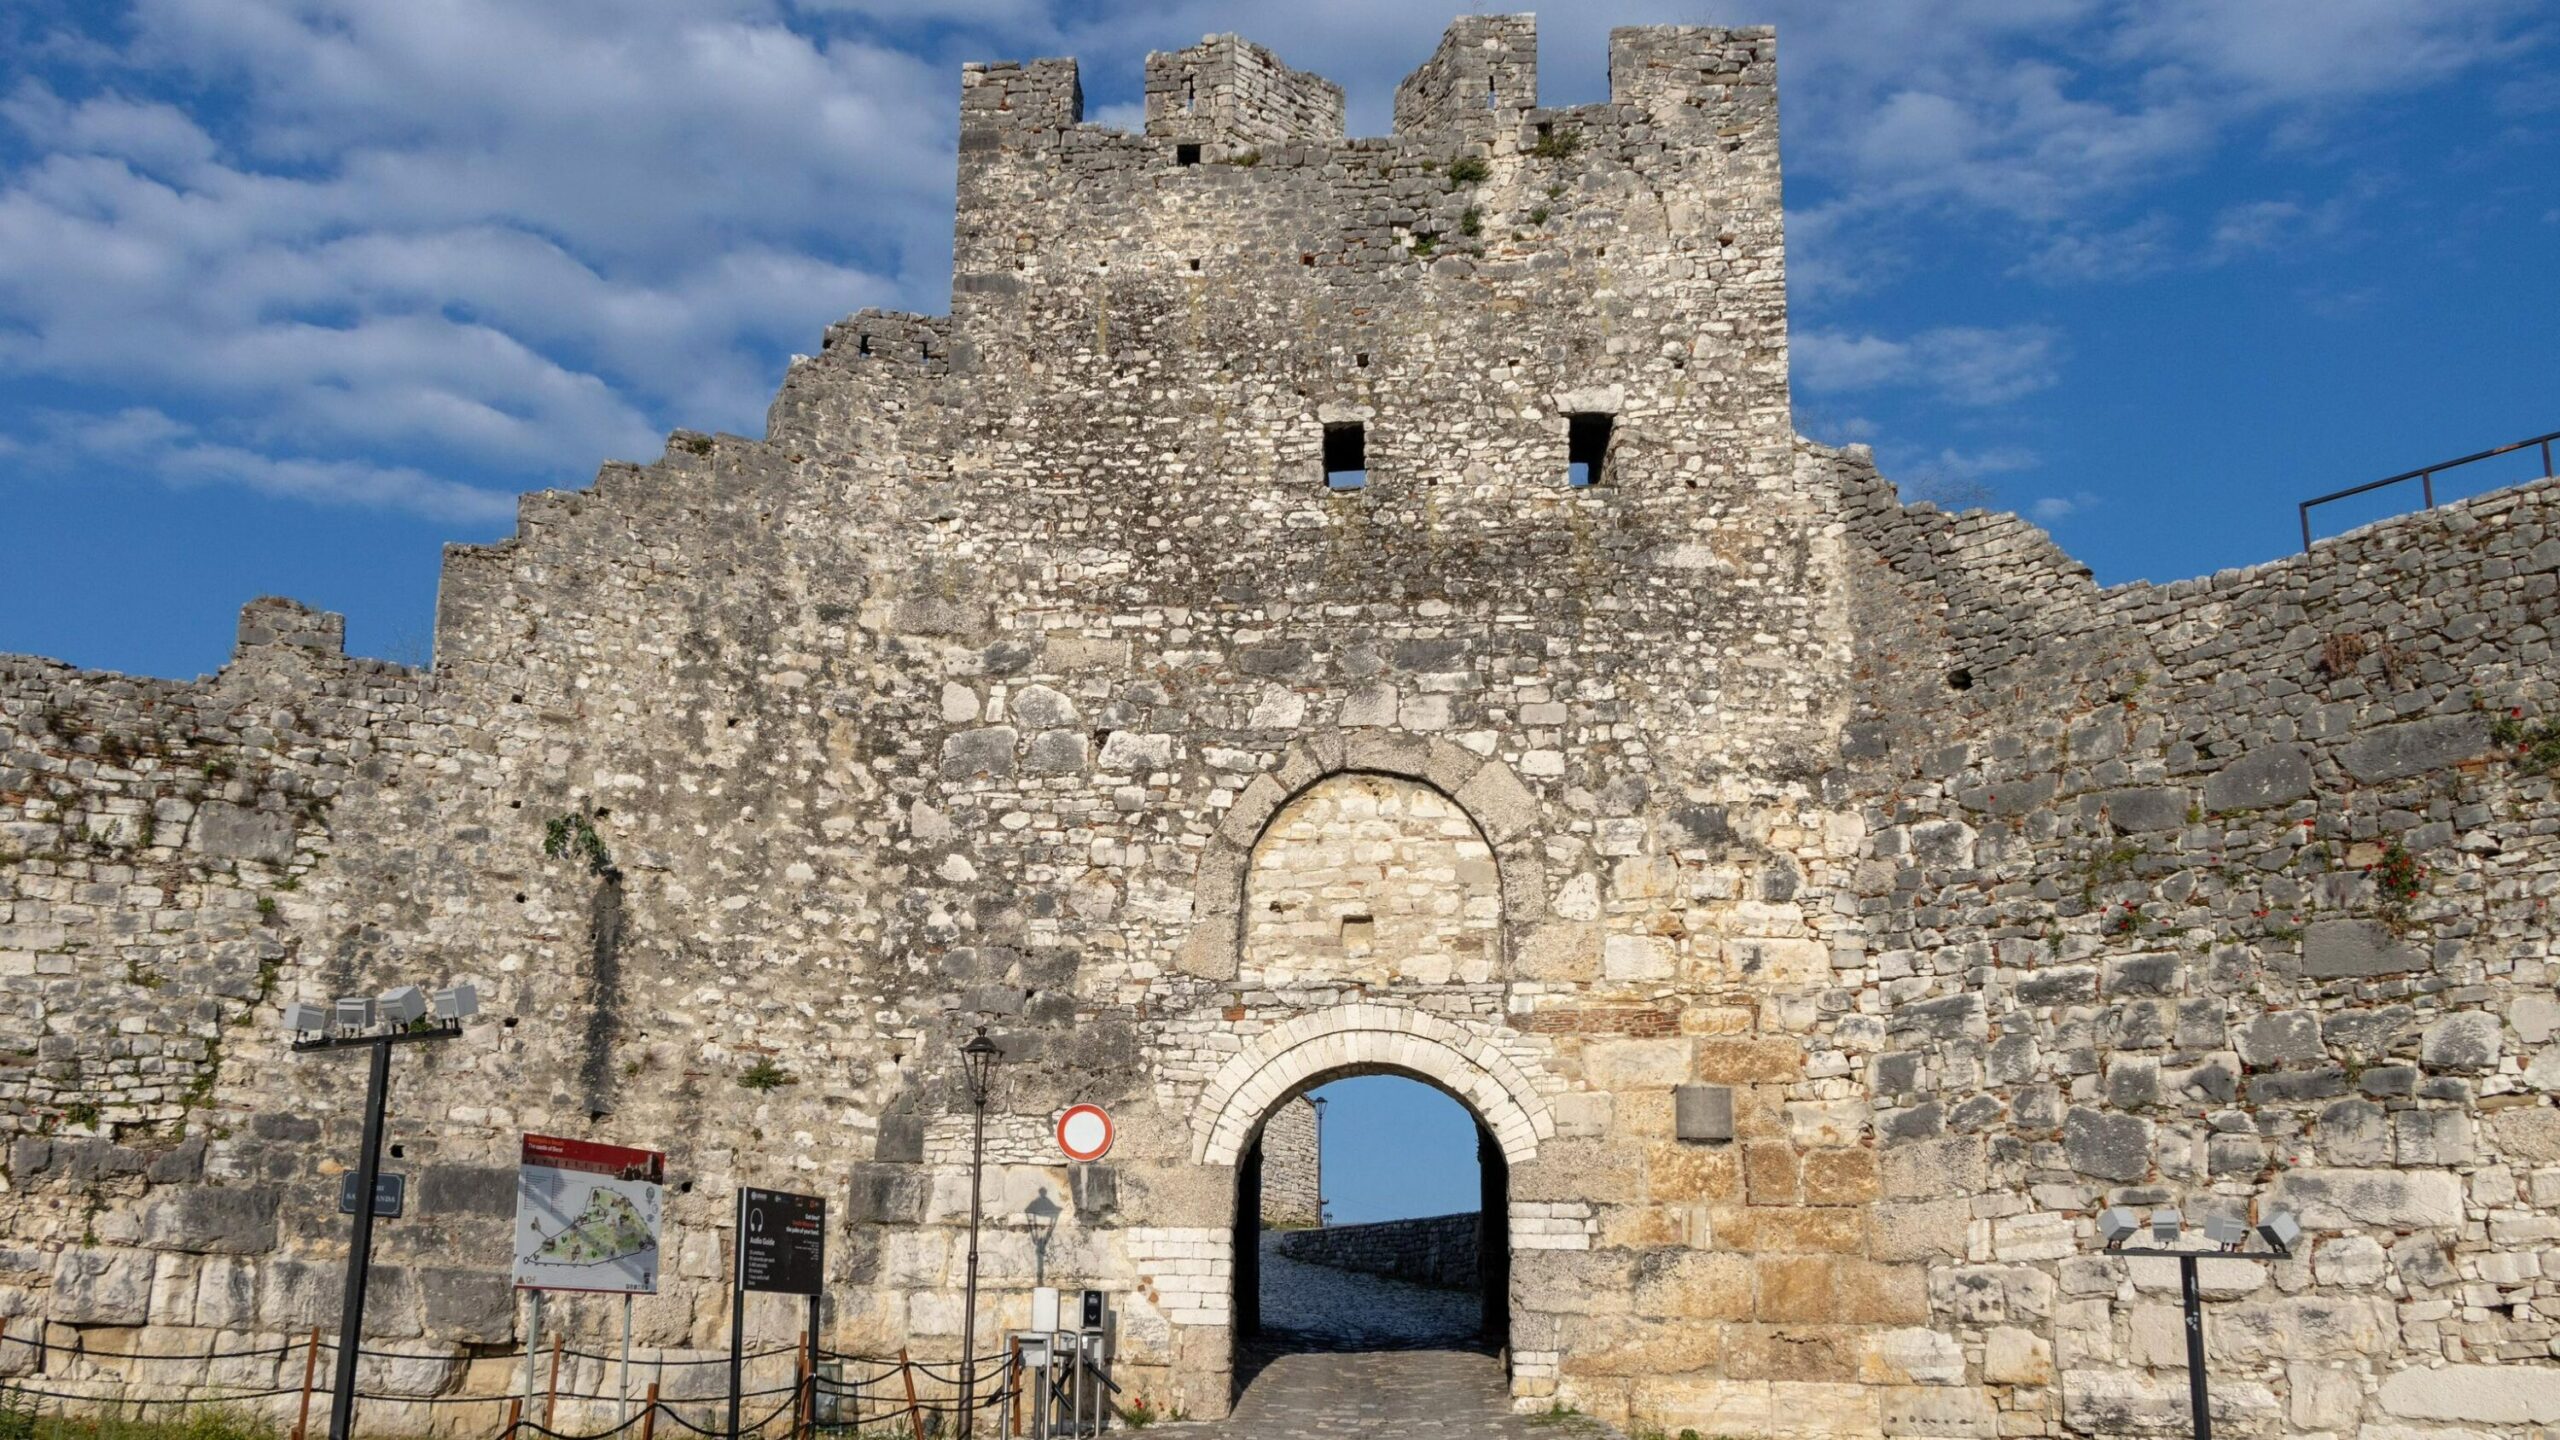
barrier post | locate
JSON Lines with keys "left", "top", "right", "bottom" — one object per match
{"left": 795, "top": 1329, "right": 811, "bottom": 1440}
{"left": 640, "top": 1382, "right": 660, "bottom": 1440}
{"left": 544, "top": 1332, "right": 563, "bottom": 1429}
{"left": 504, "top": 1397, "right": 523, "bottom": 1440}
{"left": 292, "top": 1327, "right": 322, "bottom": 1440}
{"left": 1009, "top": 1341, "right": 1023, "bottom": 1439}
{"left": 897, "top": 1349, "right": 927, "bottom": 1440}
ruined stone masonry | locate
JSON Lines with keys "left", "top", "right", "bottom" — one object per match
{"left": 4, "top": 13, "right": 2559, "bottom": 1437}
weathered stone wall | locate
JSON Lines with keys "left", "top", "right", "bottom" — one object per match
{"left": 1, "top": 13, "right": 2557, "bottom": 1438}
{"left": 1259, "top": 1096, "right": 1321, "bottom": 1229}
{"left": 1276, "top": 1212, "right": 1479, "bottom": 1290}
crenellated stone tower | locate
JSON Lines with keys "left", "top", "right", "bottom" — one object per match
{"left": 6, "top": 16, "right": 2560, "bottom": 1437}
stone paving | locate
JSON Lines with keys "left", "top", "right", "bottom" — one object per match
{"left": 1257, "top": 1233, "right": 1482, "bottom": 1349}
{"left": 1158, "top": 1238, "right": 1611, "bottom": 1440}
{"left": 1175, "top": 1349, "right": 1617, "bottom": 1440}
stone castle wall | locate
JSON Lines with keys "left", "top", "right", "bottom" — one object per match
{"left": 1276, "top": 1212, "right": 1480, "bottom": 1290}
{"left": 1, "top": 14, "right": 2557, "bottom": 1438}
{"left": 1259, "top": 1097, "right": 1321, "bottom": 1229}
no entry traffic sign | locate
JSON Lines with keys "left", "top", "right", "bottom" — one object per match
{"left": 1056, "top": 1104, "right": 1113, "bottom": 1162}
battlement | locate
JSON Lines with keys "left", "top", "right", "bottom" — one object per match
{"left": 1144, "top": 36, "right": 1344, "bottom": 151}
{"left": 1392, "top": 14, "right": 1538, "bottom": 139}
{"left": 957, "top": 17, "right": 1775, "bottom": 154}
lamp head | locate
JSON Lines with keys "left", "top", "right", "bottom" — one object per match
{"left": 960, "top": 1025, "right": 1003, "bottom": 1104}
{"left": 378, "top": 985, "right": 428, "bottom": 1026}
{"left": 432, "top": 983, "right": 479, "bottom": 1022}
{"left": 2151, "top": 1208, "right": 2183, "bottom": 1245}
{"left": 283, "top": 1001, "right": 328, "bottom": 1036}
{"left": 2204, "top": 1214, "right": 2250, "bottom": 1250}
{"left": 2256, "top": 1210, "right": 2302, "bottom": 1257}
{"left": 333, "top": 995, "right": 376, "bottom": 1031}
{"left": 2097, "top": 1207, "right": 2140, "bottom": 1248}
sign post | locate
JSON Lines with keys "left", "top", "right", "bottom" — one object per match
{"left": 513, "top": 1135, "right": 665, "bottom": 1437}
{"left": 733, "top": 1187, "right": 826, "bottom": 1440}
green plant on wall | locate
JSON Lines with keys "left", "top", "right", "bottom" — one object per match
{"left": 739, "top": 1057, "right": 795, "bottom": 1091}
{"left": 2371, "top": 837, "right": 2428, "bottom": 932}
{"left": 2491, "top": 708, "right": 2560, "bottom": 776}
{"left": 543, "top": 813, "right": 615, "bottom": 877}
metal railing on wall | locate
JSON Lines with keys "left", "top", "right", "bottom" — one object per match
{"left": 2298, "top": 428, "right": 2559, "bottom": 551}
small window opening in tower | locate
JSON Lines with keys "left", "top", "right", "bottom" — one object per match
{"left": 1177, "top": 143, "right": 1202, "bottom": 166}
{"left": 856, "top": 334, "right": 871, "bottom": 356}
{"left": 1568, "top": 412, "right": 1614, "bottom": 488}
{"left": 1323, "top": 422, "right": 1367, "bottom": 491}
{"left": 1485, "top": 80, "right": 1497, "bottom": 110}
{"left": 1184, "top": 76, "right": 1196, "bottom": 113}
{"left": 1340, "top": 914, "right": 1375, "bottom": 954}
{"left": 1188, "top": 257, "right": 1202, "bottom": 272}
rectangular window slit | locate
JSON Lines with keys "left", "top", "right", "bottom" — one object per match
{"left": 1568, "top": 412, "right": 1614, "bottom": 489}
{"left": 856, "top": 334, "right": 870, "bottom": 355}
{"left": 1176, "top": 143, "right": 1202, "bottom": 166}
{"left": 1188, "top": 257, "right": 1202, "bottom": 272}
{"left": 1323, "top": 422, "right": 1367, "bottom": 492}
{"left": 1341, "top": 915, "right": 1375, "bottom": 953}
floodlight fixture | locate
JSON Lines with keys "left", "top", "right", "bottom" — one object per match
{"left": 284, "top": 1002, "right": 329, "bottom": 1035}
{"left": 2151, "top": 1208, "right": 2182, "bottom": 1244}
{"left": 2204, "top": 1214, "right": 2250, "bottom": 1250}
{"left": 2256, "top": 1210, "right": 2302, "bottom": 1257}
{"left": 378, "top": 986, "right": 428, "bottom": 1026}
{"left": 334, "top": 995, "right": 376, "bottom": 1031}
{"left": 2098, "top": 1207, "right": 2140, "bottom": 1248}
{"left": 432, "top": 983, "right": 479, "bottom": 1021}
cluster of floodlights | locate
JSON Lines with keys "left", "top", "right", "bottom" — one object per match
{"left": 284, "top": 983, "right": 478, "bottom": 1037}
{"left": 2097, "top": 1205, "right": 2301, "bottom": 1257}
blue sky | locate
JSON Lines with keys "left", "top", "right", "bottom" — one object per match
{"left": 2, "top": 0, "right": 2554, "bottom": 679}
{"left": 1307, "top": 1077, "right": 1482, "bottom": 1225}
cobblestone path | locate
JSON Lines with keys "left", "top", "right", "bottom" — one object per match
{"left": 1179, "top": 1349, "right": 1616, "bottom": 1440}
{"left": 1146, "top": 1237, "right": 1615, "bottom": 1439}
{"left": 1258, "top": 1232, "right": 1481, "bottom": 1347}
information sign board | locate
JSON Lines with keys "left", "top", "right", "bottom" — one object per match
{"left": 736, "top": 1187, "right": 825, "bottom": 1295}
{"left": 513, "top": 1133, "right": 665, "bottom": 1294}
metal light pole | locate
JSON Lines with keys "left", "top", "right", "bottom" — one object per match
{"left": 956, "top": 1027, "right": 1003, "bottom": 1438}
{"left": 2096, "top": 1205, "right": 2302, "bottom": 1440}
{"left": 286, "top": 984, "right": 479, "bottom": 1440}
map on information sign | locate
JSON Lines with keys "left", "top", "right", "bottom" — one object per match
{"left": 513, "top": 1133, "right": 665, "bottom": 1294}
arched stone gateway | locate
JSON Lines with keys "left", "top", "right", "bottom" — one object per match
{"left": 1193, "top": 1005, "right": 1551, "bottom": 1167}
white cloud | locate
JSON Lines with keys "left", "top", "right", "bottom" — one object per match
{"left": 2030, "top": 490, "right": 2100, "bottom": 523}
{"left": 1795, "top": 324, "right": 2066, "bottom": 406}
{"left": 0, "top": 0, "right": 948, "bottom": 514}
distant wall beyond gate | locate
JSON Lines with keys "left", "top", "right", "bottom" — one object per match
{"left": 1277, "top": 1213, "right": 1481, "bottom": 1290}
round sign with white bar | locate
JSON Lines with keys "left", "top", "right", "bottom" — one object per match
{"left": 1056, "top": 1104, "right": 1113, "bottom": 1163}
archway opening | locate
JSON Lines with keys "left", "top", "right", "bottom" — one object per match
{"left": 1231, "top": 1070, "right": 1509, "bottom": 1388}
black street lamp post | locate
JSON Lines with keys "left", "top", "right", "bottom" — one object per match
{"left": 2095, "top": 1205, "right": 2302, "bottom": 1440}
{"left": 957, "top": 1027, "right": 1003, "bottom": 1438}
{"left": 285, "top": 984, "right": 478, "bottom": 1440}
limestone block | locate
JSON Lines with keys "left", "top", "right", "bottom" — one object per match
{"left": 2341, "top": 712, "right": 2487, "bottom": 782}
{"left": 2303, "top": 918, "right": 2424, "bottom": 978}
{"left": 191, "top": 802, "right": 296, "bottom": 863}
{"left": 1869, "top": 1198, "right": 1969, "bottom": 1261}
{"left": 1878, "top": 1383, "right": 1995, "bottom": 1438}
{"left": 53, "top": 1248, "right": 152, "bottom": 1325}
{"left": 2379, "top": 1363, "right": 2560, "bottom": 1423}
{"left": 1880, "top": 1136, "right": 1984, "bottom": 1200}
{"left": 2421, "top": 1010, "right": 2500, "bottom": 1072}
{"left": 1865, "top": 1327, "right": 1964, "bottom": 1386}
{"left": 2203, "top": 744, "right": 2312, "bottom": 811}
{"left": 1983, "top": 1326, "right": 2051, "bottom": 1386}
{"left": 2271, "top": 1167, "right": 2466, "bottom": 1229}
{"left": 2062, "top": 1368, "right": 2276, "bottom": 1434}
{"left": 2062, "top": 1107, "right": 2153, "bottom": 1182}
{"left": 137, "top": 1185, "right": 278, "bottom": 1255}
{"left": 940, "top": 726, "right": 1018, "bottom": 778}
